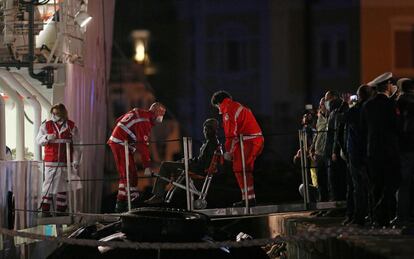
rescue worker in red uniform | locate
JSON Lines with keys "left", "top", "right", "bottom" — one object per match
{"left": 211, "top": 91, "right": 264, "bottom": 207}
{"left": 108, "top": 102, "right": 166, "bottom": 212}
{"left": 36, "top": 103, "right": 82, "bottom": 217}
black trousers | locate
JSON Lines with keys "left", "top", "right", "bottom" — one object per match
{"left": 367, "top": 156, "right": 400, "bottom": 225}
{"left": 327, "top": 157, "right": 347, "bottom": 201}
{"left": 314, "top": 155, "right": 329, "bottom": 202}
{"left": 348, "top": 160, "right": 369, "bottom": 222}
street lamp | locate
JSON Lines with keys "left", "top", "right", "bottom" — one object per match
{"left": 134, "top": 40, "right": 146, "bottom": 63}
{"left": 131, "top": 30, "right": 150, "bottom": 64}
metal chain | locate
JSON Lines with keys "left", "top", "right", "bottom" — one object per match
{"left": 0, "top": 225, "right": 401, "bottom": 250}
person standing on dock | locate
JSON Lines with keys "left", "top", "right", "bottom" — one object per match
{"left": 211, "top": 90, "right": 264, "bottom": 207}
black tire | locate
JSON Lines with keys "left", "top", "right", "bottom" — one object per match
{"left": 121, "top": 207, "right": 209, "bottom": 242}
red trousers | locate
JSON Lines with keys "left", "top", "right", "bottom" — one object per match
{"left": 232, "top": 138, "right": 264, "bottom": 200}
{"left": 109, "top": 144, "right": 139, "bottom": 201}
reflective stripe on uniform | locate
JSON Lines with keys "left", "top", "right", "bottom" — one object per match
{"left": 56, "top": 193, "right": 66, "bottom": 198}
{"left": 246, "top": 194, "right": 256, "bottom": 199}
{"left": 241, "top": 186, "right": 255, "bottom": 193}
{"left": 56, "top": 201, "right": 67, "bottom": 206}
{"left": 109, "top": 136, "right": 137, "bottom": 152}
{"left": 230, "top": 105, "right": 244, "bottom": 153}
{"left": 117, "top": 123, "right": 137, "bottom": 141}
{"left": 235, "top": 132, "right": 263, "bottom": 143}
{"left": 126, "top": 118, "right": 150, "bottom": 128}
{"left": 50, "top": 139, "right": 72, "bottom": 144}
{"left": 241, "top": 132, "right": 263, "bottom": 140}
{"left": 234, "top": 105, "right": 244, "bottom": 122}
{"left": 45, "top": 162, "right": 67, "bottom": 167}
{"left": 109, "top": 136, "right": 124, "bottom": 144}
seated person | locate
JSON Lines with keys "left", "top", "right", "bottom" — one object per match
{"left": 144, "top": 118, "right": 223, "bottom": 204}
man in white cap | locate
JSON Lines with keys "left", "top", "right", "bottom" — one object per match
{"left": 361, "top": 72, "right": 400, "bottom": 227}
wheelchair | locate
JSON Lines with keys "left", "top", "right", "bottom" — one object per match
{"left": 153, "top": 147, "right": 223, "bottom": 209}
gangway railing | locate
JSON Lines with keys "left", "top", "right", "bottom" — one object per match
{"left": 1, "top": 130, "right": 346, "bottom": 229}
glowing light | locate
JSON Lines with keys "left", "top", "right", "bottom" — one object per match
{"left": 134, "top": 41, "right": 146, "bottom": 63}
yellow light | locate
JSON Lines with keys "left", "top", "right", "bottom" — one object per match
{"left": 134, "top": 41, "right": 145, "bottom": 63}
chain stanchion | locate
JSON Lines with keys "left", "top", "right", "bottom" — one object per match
{"left": 239, "top": 134, "right": 249, "bottom": 213}
{"left": 124, "top": 140, "right": 132, "bottom": 212}
{"left": 39, "top": 161, "right": 44, "bottom": 209}
{"left": 303, "top": 130, "right": 310, "bottom": 208}
{"left": 188, "top": 137, "right": 193, "bottom": 159}
{"left": 183, "top": 137, "right": 191, "bottom": 211}
{"left": 298, "top": 130, "right": 307, "bottom": 208}
{"left": 66, "top": 142, "right": 74, "bottom": 215}
{"left": 188, "top": 137, "right": 194, "bottom": 209}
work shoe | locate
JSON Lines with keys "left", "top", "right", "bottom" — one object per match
{"left": 390, "top": 217, "right": 411, "bottom": 228}
{"left": 144, "top": 195, "right": 164, "bottom": 205}
{"left": 115, "top": 201, "right": 128, "bottom": 213}
{"left": 341, "top": 217, "right": 353, "bottom": 226}
{"left": 232, "top": 198, "right": 256, "bottom": 207}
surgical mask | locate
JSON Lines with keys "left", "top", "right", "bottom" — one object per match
{"left": 324, "top": 101, "right": 331, "bottom": 112}
{"left": 390, "top": 85, "right": 398, "bottom": 98}
{"left": 51, "top": 114, "right": 61, "bottom": 122}
{"left": 215, "top": 104, "right": 222, "bottom": 114}
{"left": 155, "top": 115, "right": 163, "bottom": 123}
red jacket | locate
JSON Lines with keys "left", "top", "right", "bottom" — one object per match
{"left": 219, "top": 98, "right": 263, "bottom": 153}
{"left": 108, "top": 108, "right": 153, "bottom": 168}
{"left": 43, "top": 120, "right": 76, "bottom": 164}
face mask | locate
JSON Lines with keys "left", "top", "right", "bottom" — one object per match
{"left": 215, "top": 104, "right": 222, "bottom": 114}
{"left": 324, "top": 101, "right": 330, "bottom": 112}
{"left": 390, "top": 85, "right": 398, "bottom": 98}
{"left": 51, "top": 114, "right": 61, "bottom": 122}
{"left": 155, "top": 116, "right": 163, "bottom": 123}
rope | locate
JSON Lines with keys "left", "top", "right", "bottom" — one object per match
{"left": 0, "top": 225, "right": 401, "bottom": 250}
{"left": 70, "top": 130, "right": 327, "bottom": 147}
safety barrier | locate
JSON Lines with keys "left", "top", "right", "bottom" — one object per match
{"left": 2, "top": 129, "right": 341, "bottom": 229}
{"left": 0, "top": 222, "right": 401, "bottom": 250}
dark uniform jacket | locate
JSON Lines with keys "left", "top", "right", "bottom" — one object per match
{"left": 397, "top": 93, "right": 414, "bottom": 153}
{"left": 361, "top": 93, "right": 399, "bottom": 159}
{"left": 344, "top": 102, "right": 365, "bottom": 166}
{"left": 325, "top": 98, "right": 344, "bottom": 158}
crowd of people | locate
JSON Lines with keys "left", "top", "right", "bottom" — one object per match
{"left": 41, "top": 72, "right": 414, "bottom": 225}
{"left": 298, "top": 72, "right": 414, "bottom": 228}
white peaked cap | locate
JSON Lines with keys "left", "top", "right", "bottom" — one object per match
{"left": 367, "top": 72, "right": 393, "bottom": 87}
{"left": 397, "top": 78, "right": 411, "bottom": 89}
